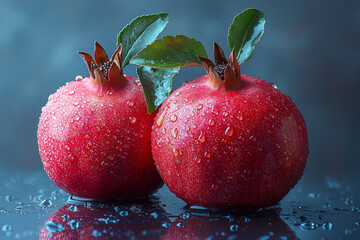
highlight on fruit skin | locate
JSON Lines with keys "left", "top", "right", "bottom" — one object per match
{"left": 37, "top": 42, "right": 163, "bottom": 201}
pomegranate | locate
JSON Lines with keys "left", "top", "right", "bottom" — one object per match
{"left": 152, "top": 43, "right": 309, "bottom": 210}
{"left": 37, "top": 42, "right": 162, "bottom": 200}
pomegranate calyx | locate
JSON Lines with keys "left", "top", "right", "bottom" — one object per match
{"left": 198, "top": 42, "right": 242, "bottom": 91}
{"left": 78, "top": 42, "right": 127, "bottom": 90}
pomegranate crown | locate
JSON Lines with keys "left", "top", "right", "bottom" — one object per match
{"left": 78, "top": 42, "right": 126, "bottom": 88}
{"left": 198, "top": 42, "right": 241, "bottom": 91}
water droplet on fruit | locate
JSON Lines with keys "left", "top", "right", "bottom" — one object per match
{"left": 237, "top": 112, "right": 244, "bottom": 121}
{"left": 225, "top": 127, "right": 234, "bottom": 137}
{"left": 195, "top": 157, "right": 202, "bottom": 164}
{"left": 249, "top": 135, "right": 256, "bottom": 142}
{"left": 74, "top": 115, "right": 80, "bottom": 121}
{"left": 157, "top": 108, "right": 167, "bottom": 127}
{"left": 170, "top": 114, "right": 178, "bottom": 122}
{"left": 67, "top": 220, "right": 81, "bottom": 230}
{"left": 197, "top": 104, "right": 203, "bottom": 110}
{"left": 173, "top": 149, "right": 179, "bottom": 157}
{"left": 161, "top": 128, "right": 166, "bottom": 134}
{"left": 198, "top": 131, "right": 206, "bottom": 143}
{"left": 129, "top": 117, "right": 137, "bottom": 124}
{"left": 172, "top": 128, "right": 178, "bottom": 138}
{"left": 127, "top": 100, "right": 134, "bottom": 107}
{"left": 209, "top": 119, "right": 215, "bottom": 126}
{"left": 174, "top": 158, "right": 182, "bottom": 166}
{"left": 211, "top": 184, "right": 218, "bottom": 190}
{"left": 204, "top": 152, "right": 211, "bottom": 158}
{"left": 75, "top": 75, "right": 83, "bottom": 81}
{"left": 271, "top": 83, "right": 278, "bottom": 89}
{"left": 68, "top": 90, "right": 75, "bottom": 95}
{"left": 45, "top": 221, "right": 64, "bottom": 232}
{"left": 175, "top": 91, "right": 181, "bottom": 96}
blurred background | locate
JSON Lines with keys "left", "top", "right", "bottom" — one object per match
{"left": 0, "top": 0, "right": 359, "bottom": 184}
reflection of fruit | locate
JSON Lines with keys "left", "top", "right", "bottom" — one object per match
{"left": 162, "top": 208, "right": 299, "bottom": 240}
{"left": 152, "top": 44, "right": 309, "bottom": 210}
{"left": 38, "top": 43, "right": 162, "bottom": 200}
{"left": 39, "top": 201, "right": 170, "bottom": 239}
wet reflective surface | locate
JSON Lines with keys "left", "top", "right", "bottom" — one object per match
{"left": 1, "top": 170, "right": 359, "bottom": 239}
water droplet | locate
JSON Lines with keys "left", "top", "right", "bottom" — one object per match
{"left": 67, "top": 205, "right": 77, "bottom": 212}
{"left": 67, "top": 220, "right": 81, "bottom": 230}
{"left": 197, "top": 104, "right": 203, "bottom": 110}
{"left": 180, "top": 213, "right": 190, "bottom": 219}
{"left": 230, "top": 224, "right": 239, "bottom": 232}
{"left": 74, "top": 115, "right": 80, "bottom": 121}
{"left": 5, "top": 195, "right": 14, "bottom": 202}
{"left": 300, "top": 221, "right": 316, "bottom": 230}
{"left": 73, "top": 102, "right": 79, "bottom": 106}
{"left": 308, "top": 193, "right": 320, "bottom": 198}
{"left": 198, "top": 131, "right": 206, "bottom": 143}
{"left": 92, "top": 230, "right": 102, "bottom": 237}
{"left": 223, "top": 112, "right": 229, "bottom": 117}
{"left": 175, "top": 91, "right": 181, "bottom": 96}
{"left": 68, "top": 90, "right": 75, "bottom": 95}
{"left": 150, "top": 212, "right": 158, "bottom": 219}
{"left": 162, "top": 223, "right": 171, "bottom": 228}
{"left": 249, "top": 136, "right": 256, "bottom": 142}
{"left": 205, "top": 152, "right": 211, "bottom": 158}
{"left": 130, "top": 204, "right": 142, "bottom": 213}
{"left": 129, "top": 116, "right": 137, "bottom": 124}
{"left": 127, "top": 100, "right": 134, "bottom": 107}
{"left": 225, "top": 127, "right": 234, "bottom": 137}
{"left": 173, "top": 149, "right": 179, "bottom": 157}
{"left": 75, "top": 75, "right": 83, "bottom": 81}
{"left": 211, "top": 184, "right": 218, "bottom": 190}
{"left": 172, "top": 128, "right": 178, "bottom": 138}
{"left": 45, "top": 221, "right": 64, "bottom": 232}
{"left": 195, "top": 157, "right": 202, "bottom": 164}
{"left": 119, "top": 210, "right": 129, "bottom": 216}
{"left": 175, "top": 158, "right": 182, "bottom": 166}
{"left": 156, "top": 108, "right": 167, "bottom": 127}
{"left": 237, "top": 112, "right": 244, "bottom": 121}
{"left": 322, "top": 222, "right": 333, "bottom": 231}
{"left": 1, "top": 224, "right": 12, "bottom": 232}
{"left": 271, "top": 83, "right": 278, "bottom": 89}
{"left": 39, "top": 199, "right": 52, "bottom": 208}
{"left": 176, "top": 222, "right": 184, "bottom": 228}
{"left": 209, "top": 119, "right": 215, "bottom": 126}
{"left": 170, "top": 114, "right": 178, "bottom": 122}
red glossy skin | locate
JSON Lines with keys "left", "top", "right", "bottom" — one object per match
{"left": 152, "top": 74, "right": 308, "bottom": 210}
{"left": 38, "top": 76, "right": 162, "bottom": 200}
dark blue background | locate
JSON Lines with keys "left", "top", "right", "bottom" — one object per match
{"left": 1, "top": 0, "right": 359, "bottom": 184}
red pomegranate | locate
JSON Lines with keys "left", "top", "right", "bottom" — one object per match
{"left": 37, "top": 42, "right": 162, "bottom": 200}
{"left": 152, "top": 43, "right": 308, "bottom": 210}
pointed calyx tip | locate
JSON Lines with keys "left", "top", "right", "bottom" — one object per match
{"left": 198, "top": 42, "right": 242, "bottom": 91}
{"left": 78, "top": 42, "right": 126, "bottom": 89}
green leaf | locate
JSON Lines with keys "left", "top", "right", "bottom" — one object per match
{"left": 117, "top": 13, "right": 169, "bottom": 67}
{"left": 136, "top": 67, "right": 180, "bottom": 114}
{"left": 131, "top": 35, "right": 207, "bottom": 69}
{"left": 228, "top": 8, "right": 266, "bottom": 64}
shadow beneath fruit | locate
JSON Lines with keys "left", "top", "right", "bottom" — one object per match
{"left": 161, "top": 206, "right": 299, "bottom": 240}
{"left": 39, "top": 197, "right": 171, "bottom": 239}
